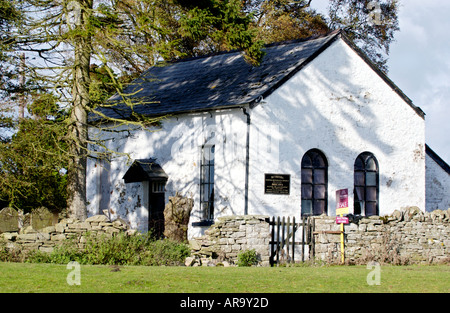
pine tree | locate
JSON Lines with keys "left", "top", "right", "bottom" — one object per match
{"left": 4, "top": 0, "right": 264, "bottom": 219}
{"left": 0, "top": 0, "right": 400, "bottom": 218}
{"left": 242, "top": 0, "right": 399, "bottom": 72}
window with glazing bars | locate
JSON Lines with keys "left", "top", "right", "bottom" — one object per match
{"left": 200, "top": 145, "right": 215, "bottom": 221}
{"left": 301, "top": 149, "right": 328, "bottom": 216}
{"left": 354, "top": 152, "right": 379, "bottom": 216}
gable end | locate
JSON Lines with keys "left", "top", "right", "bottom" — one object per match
{"left": 426, "top": 145, "right": 450, "bottom": 175}
{"left": 339, "top": 33, "right": 425, "bottom": 120}
{"left": 249, "top": 30, "right": 342, "bottom": 108}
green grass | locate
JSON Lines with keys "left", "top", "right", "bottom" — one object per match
{"left": 0, "top": 262, "right": 449, "bottom": 293}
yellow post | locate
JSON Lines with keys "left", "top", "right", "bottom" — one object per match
{"left": 336, "top": 189, "right": 349, "bottom": 265}
{"left": 336, "top": 207, "right": 348, "bottom": 264}
{"left": 340, "top": 214, "right": 345, "bottom": 264}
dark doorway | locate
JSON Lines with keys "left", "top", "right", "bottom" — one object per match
{"left": 122, "top": 159, "right": 169, "bottom": 238}
{"left": 148, "top": 181, "right": 166, "bottom": 238}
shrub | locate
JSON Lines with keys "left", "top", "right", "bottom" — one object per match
{"left": 81, "top": 232, "right": 145, "bottom": 265}
{"left": 140, "top": 239, "right": 191, "bottom": 266}
{"left": 0, "top": 244, "right": 21, "bottom": 262}
{"left": 26, "top": 235, "right": 86, "bottom": 264}
{"left": 237, "top": 249, "right": 259, "bottom": 267}
{"left": 26, "top": 232, "right": 190, "bottom": 266}
{"left": 0, "top": 241, "right": 29, "bottom": 263}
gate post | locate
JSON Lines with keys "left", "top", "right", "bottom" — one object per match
{"left": 269, "top": 216, "right": 275, "bottom": 266}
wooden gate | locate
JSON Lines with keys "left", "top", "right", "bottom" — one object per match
{"left": 269, "top": 216, "right": 315, "bottom": 266}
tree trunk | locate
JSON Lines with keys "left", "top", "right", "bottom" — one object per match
{"left": 67, "top": 0, "right": 93, "bottom": 221}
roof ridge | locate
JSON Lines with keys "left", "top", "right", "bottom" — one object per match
{"left": 164, "top": 48, "right": 241, "bottom": 65}
{"left": 92, "top": 29, "right": 343, "bottom": 122}
{"left": 263, "top": 29, "right": 341, "bottom": 49}
{"left": 162, "top": 29, "right": 342, "bottom": 65}
{"left": 426, "top": 144, "right": 450, "bottom": 175}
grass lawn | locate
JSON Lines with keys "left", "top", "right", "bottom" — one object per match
{"left": 0, "top": 262, "right": 449, "bottom": 293}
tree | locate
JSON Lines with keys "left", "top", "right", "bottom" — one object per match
{"left": 1, "top": 0, "right": 399, "bottom": 219}
{"left": 240, "top": 0, "right": 399, "bottom": 72}
{"left": 5, "top": 0, "right": 264, "bottom": 220}
{"left": 92, "top": 0, "right": 265, "bottom": 74}
{"left": 0, "top": 0, "right": 23, "bottom": 104}
{"left": 328, "top": 0, "right": 399, "bottom": 72}
{"left": 0, "top": 94, "right": 69, "bottom": 213}
{"left": 244, "top": 0, "right": 329, "bottom": 43}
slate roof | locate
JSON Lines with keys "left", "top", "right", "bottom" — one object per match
{"left": 426, "top": 145, "right": 450, "bottom": 175}
{"left": 91, "top": 30, "right": 425, "bottom": 121}
{"left": 123, "top": 159, "right": 169, "bottom": 183}
{"left": 91, "top": 31, "right": 341, "bottom": 121}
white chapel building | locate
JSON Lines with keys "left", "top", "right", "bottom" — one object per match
{"left": 87, "top": 30, "right": 450, "bottom": 238}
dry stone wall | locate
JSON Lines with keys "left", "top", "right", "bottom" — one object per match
{"left": 2, "top": 206, "right": 449, "bottom": 266}
{"left": 189, "top": 209, "right": 450, "bottom": 266}
{"left": 189, "top": 215, "right": 271, "bottom": 266}
{"left": 1, "top": 214, "right": 134, "bottom": 255}
{"left": 313, "top": 207, "right": 450, "bottom": 264}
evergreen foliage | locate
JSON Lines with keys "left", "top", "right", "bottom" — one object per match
{"left": 0, "top": 0, "right": 400, "bottom": 216}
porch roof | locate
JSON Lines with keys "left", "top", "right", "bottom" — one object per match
{"left": 123, "top": 159, "right": 168, "bottom": 183}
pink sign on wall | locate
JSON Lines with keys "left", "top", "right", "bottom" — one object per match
{"left": 336, "top": 216, "right": 349, "bottom": 224}
{"left": 336, "top": 189, "right": 349, "bottom": 209}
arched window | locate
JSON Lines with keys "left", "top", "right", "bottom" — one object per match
{"left": 301, "top": 149, "right": 328, "bottom": 216}
{"left": 354, "top": 152, "right": 379, "bottom": 216}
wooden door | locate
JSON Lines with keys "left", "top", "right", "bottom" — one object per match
{"left": 148, "top": 181, "right": 166, "bottom": 238}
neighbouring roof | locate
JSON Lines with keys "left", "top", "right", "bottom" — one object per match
{"left": 91, "top": 30, "right": 424, "bottom": 122}
{"left": 123, "top": 159, "right": 169, "bottom": 183}
{"left": 426, "top": 145, "right": 450, "bottom": 175}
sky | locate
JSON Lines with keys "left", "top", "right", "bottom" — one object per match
{"left": 388, "top": 0, "right": 450, "bottom": 164}
{"left": 312, "top": 0, "right": 450, "bottom": 164}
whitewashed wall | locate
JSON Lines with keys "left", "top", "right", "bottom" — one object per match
{"left": 87, "top": 37, "right": 427, "bottom": 238}
{"left": 87, "top": 109, "right": 248, "bottom": 237}
{"left": 247, "top": 38, "right": 426, "bottom": 217}
{"left": 426, "top": 154, "right": 450, "bottom": 212}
